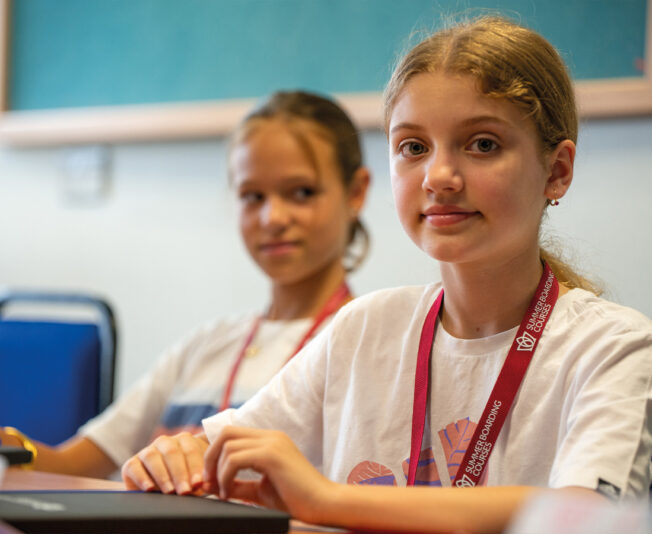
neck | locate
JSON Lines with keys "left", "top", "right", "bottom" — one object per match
{"left": 439, "top": 248, "right": 547, "bottom": 339}
{"left": 266, "top": 261, "right": 348, "bottom": 321}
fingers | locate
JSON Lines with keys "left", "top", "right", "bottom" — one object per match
{"left": 203, "top": 426, "right": 264, "bottom": 491}
{"left": 201, "top": 426, "right": 333, "bottom": 524}
{"left": 180, "top": 432, "right": 208, "bottom": 490}
{"left": 225, "top": 479, "right": 287, "bottom": 511}
{"left": 155, "top": 432, "right": 206, "bottom": 494}
{"left": 121, "top": 432, "right": 208, "bottom": 495}
{"left": 224, "top": 479, "right": 261, "bottom": 503}
{"left": 203, "top": 426, "right": 290, "bottom": 502}
{"left": 122, "top": 454, "right": 156, "bottom": 492}
{"left": 216, "top": 440, "right": 266, "bottom": 499}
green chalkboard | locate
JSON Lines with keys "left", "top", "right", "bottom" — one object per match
{"left": 8, "top": 0, "right": 648, "bottom": 111}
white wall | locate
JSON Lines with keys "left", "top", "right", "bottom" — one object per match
{"left": 1, "top": 117, "right": 651, "bottom": 395}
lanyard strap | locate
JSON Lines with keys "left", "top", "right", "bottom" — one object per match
{"left": 407, "top": 264, "right": 559, "bottom": 487}
{"left": 219, "top": 282, "right": 352, "bottom": 412}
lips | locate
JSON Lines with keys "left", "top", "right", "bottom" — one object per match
{"left": 258, "top": 240, "right": 301, "bottom": 256}
{"left": 422, "top": 205, "right": 479, "bottom": 227}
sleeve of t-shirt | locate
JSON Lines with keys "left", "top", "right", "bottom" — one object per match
{"left": 202, "top": 323, "right": 331, "bottom": 471}
{"left": 549, "top": 312, "right": 652, "bottom": 499}
{"left": 80, "top": 321, "right": 223, "bottom": 468}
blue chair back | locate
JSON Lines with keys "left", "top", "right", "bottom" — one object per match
{"left": 0, "top": 291, "right": 117, "bottom": 445}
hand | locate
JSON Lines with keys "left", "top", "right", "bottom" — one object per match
{"left": 0, "top": 428, "right": 23, "bottom": 448}
{"left": 203, "top": 426, "right": 336, "bottom": 524}
{"left": 121, "top": 432, "right": 208, "bottom": 495}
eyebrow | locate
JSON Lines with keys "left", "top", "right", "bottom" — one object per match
{"left": 389, "top": 115, "right": 512, "bottom": 134}
{"left": 459, "top": 115, "right": 512, "bottom": 127}
{"left": 236, "top": 175, "right": 318, "bottom": 188}
{"left": 389, "top": 122, "right": 423, "bottom": 134}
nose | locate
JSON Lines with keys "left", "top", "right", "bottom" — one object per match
{"left": 422, "top": 148, "right": 463, "bottom": 195}
{"left": 260, "top": 195, "right": 291, "bottom": 231}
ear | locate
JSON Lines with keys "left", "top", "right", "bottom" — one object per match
{"left": 544, "top": 139, "right": 575, "bottom": 203}
{"left": 347, "top": 166, "right": 371, "bottom": 218}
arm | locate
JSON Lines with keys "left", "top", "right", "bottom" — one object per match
{"left": 204, "top": 426, "right": 601, "bottom": 534}
{"left": 313, "top": 483, "right": 600, "bottom": 534}
{"left": 0, "top": 428, "right": 116, "bottom": 477}
{"left": 121, "top": 424, "right": 602, "bottom": 533}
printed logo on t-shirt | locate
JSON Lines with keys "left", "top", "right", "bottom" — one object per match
{"left": 347, "top": 461, "right": 397, "bottom": 485}
{"left": 346, "top": 417, "right": 488, "bottom": 487}
{"left": 401, "top": 448, "right": 441, "bottom": 486}
{"left": 438, "top": 417, "right": 479, "bottom": 483}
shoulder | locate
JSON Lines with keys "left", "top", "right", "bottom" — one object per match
{"left": 328, "top": 283, "right": 443, "bottom": 337}
{"left": 343, "top": 283, "right": 441, "bottom": 314}
{"left": 546, "top": 289, "right": 652, "bottom": 375}
{"left": 553, "top": 289, "right": 652, "bottom": 339}
{"left": 160, "top": 312, "right": 259, "bottom": 364}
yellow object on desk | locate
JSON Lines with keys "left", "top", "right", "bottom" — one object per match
{"left": 2, "top": 427, "right": 37, "bottom": 469}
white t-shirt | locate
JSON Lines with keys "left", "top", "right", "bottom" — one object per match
{"left": 203, "top": 285, "right": 652, "bottom": 499}
{"left": 80, "top": 314, "right": 313, "bottom": 468}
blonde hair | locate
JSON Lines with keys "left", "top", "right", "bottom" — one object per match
{"left": 384, "top": 16, "right": 600, "bottom": 294}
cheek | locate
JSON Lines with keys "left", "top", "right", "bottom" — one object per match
{"left": 391, "top": 173, "right": 417, "bottom": 224}
{"left": 305, "top": 200, "right": 349, "bottom": 249}
{"left": 478, "top": 168, "right": 546, "bottom": 229}
{"left": 238, "top": 209, "right": 257, "bottom": 247}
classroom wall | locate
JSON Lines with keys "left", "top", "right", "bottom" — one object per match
{"left": 1, "top": 116, "right": 651, "bottom": 395}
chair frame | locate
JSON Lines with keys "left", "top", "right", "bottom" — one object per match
{"left": 0, "top": 290, "right": 117, "bottom": 413}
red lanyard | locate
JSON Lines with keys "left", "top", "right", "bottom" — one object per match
{"left": 407, "top": 264, "right": 559, "bottom": 488}
{"left": 219, "top": 282, "right": 352, "bottom": 412}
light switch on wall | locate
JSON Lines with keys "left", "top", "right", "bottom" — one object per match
{"left": 60, "top": 146, "right": 111, "bottom": 204}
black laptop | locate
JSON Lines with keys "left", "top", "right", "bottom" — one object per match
{"left": 0, "top": 491, "right": 289, "bottom": 534}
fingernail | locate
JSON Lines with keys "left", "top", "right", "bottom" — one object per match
{"left": 191, "top": 474, "right": 203, "bottom": 488}
{"left": 162, "top": 482, "right": 175, "bottom": 494}
{"left": 177, "top": 482, "right": 191, "bottom": 495}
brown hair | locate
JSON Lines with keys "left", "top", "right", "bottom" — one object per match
{"left": 231, "top": 90, "right": 370, "bottom": 272}
{"left": 384, "top": 16, "right": 600, "bottom": 294}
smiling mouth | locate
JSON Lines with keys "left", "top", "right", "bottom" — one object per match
{"left": 258, "top": 241, "right": 300, "bottom": 255}
{"left": 421, "top": 209, "right": 479, "bottom": 227}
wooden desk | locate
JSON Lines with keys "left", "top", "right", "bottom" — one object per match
{"left": 1, "top": 469, "right": 348, "bottom": 533}
{"left": 3, "top": 469, "right": 125, "bottom": 491}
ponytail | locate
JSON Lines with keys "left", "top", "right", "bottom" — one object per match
{"left": 540, "top": 247, "right": 602, "bottom": 296}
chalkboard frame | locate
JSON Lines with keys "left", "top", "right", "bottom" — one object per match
{"left": 0, "top": 0, "right": 651, "bottom": 146}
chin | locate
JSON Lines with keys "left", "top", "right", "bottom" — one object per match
{"left": 418, "top": 242, "right": 479, "bottom": 265}
{"left": 417, "top": 241, "right": 458, "bottom": 261}
{"left": 260, "top": 266, "right": 310, "bottom": 286}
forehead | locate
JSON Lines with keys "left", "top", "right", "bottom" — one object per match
{"left": 230, "top": 119, "right": 338, "bottom": 184}
{"left": 389, "top": 72, "right": 529, "bottom": 132}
